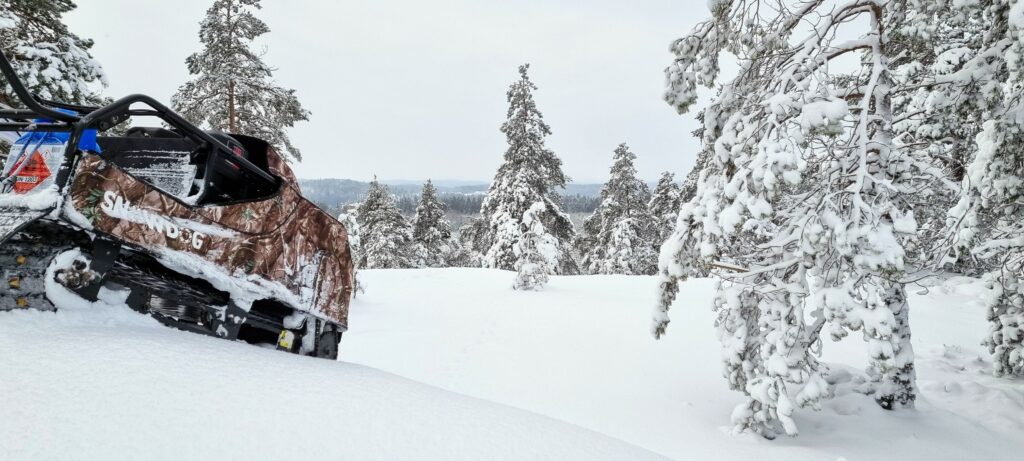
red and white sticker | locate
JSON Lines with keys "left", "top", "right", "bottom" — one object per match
{"left": 12, "top": 151, "right": 52, "bottom": 194}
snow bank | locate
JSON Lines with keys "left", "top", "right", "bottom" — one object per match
{"left": 0, "top": 291, "right": 665, "bottom": 460}
{"left": 345, "top": 269, "right": 1024, "bottom": 461}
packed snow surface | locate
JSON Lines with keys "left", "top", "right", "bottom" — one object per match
{"left": 345, "top": 269, "right": 1024, "bottom": 461}
{"left": 0, "top": 287, "right": 664, "bottom": 460}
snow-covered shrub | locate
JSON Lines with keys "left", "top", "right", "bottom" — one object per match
{"left": 514, "top": 202, "right": 558, "bottom": 291}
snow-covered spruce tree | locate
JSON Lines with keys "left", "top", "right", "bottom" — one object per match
{"left": 648, "top": 171, "right": 682, "bottom": 247}
{"left": 513, "top": 202, "right": 558, "bottom": 290}
{"left": 654, "top": 0, "right": 930, "bottom": 437}
{"left": 0, "top": 0, "right": 106, "bottom": 109}
{"left": 577, "top": 143, "right": 657, "bottom": 275}
{"left": 173, "top": 0, "right": 309, "bottom": 162}
{"left": 411, "top": 180, "right": 455, "bottom": 267}
{"left": 337, "top": 203, "right": 364, "bottom": 295}
{"left": 475, "top": 64, "right": 578, "bottom": 274}
{"left": 356, "top": 178, "right": 415, "bottom": 269}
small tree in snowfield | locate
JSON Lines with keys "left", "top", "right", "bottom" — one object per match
{"left": 513, "top": 202, "right": 557, "bottom": 291}
{"left": 411, "top": 180, "right": 455, "bottom": 267}
{"left": 469, "top": 64, "right": 578, "bottom": 275}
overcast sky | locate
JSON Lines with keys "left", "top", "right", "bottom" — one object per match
{"left": 66, "top": 0, "right": 705, "bottom": 183}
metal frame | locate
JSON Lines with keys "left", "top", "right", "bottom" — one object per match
{"left": 0, "top": 49, "right": 277, "bottom": 203}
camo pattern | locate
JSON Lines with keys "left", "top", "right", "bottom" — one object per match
{"left": 66, "top": 153, "right": 353, "bottom": 327}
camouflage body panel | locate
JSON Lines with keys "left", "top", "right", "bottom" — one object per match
{"left": 65, "top": 154, "right": 353, "bottom": 327}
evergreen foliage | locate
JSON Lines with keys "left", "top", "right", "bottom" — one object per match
{"left": 513, "top": 202, "right": 557, "bottom": 290}
{"left": 577, "top": 143, "right": 656, "bottom": 275}
{"left": 357, "top": 178, "right": 415, "bottom": 269}
{"left": 914, "top": 0, "right": 1024, "bottom": 377}
{"left": 648, "top": 171, "right": 682, "bottom": 248}
{"left": 0, "top": 0, "right": 106, "bottom": 108}
{"left": 337, "top": 204, "right": 364, "bottom": 296}
{"left": 656, "top": 0, "right": 929, "bottom": 437}
{"left": 411, "top": 180, "right": 455, "bottom": 267}
{"left": 173, "top": 0, "right": 309, "bottom": 162}
{"left": 467, "top": 64, "right": 578, "bottom": 274}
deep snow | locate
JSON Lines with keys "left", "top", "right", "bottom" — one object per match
{"left": 0, "top": 286, "right": 666, "bottom": 460}
{"left": 344, "top": 269, "right": 1024, "bottom": 461}
{"left": 2, "top": 267, "right": 1022, "bottom": 460}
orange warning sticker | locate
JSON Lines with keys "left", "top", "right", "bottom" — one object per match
{"left": 12, "top": 151, "right": 52, "bottom": 194}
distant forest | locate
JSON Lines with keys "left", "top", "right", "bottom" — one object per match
{"left": 394, "top": 193, "right": 600, "bottom": 215}
{"left": 300, "top": 178, "right": 604, "bottom": 216}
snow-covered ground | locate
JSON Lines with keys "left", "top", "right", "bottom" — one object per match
{"left": 2, "top": 268, "right": 1022, "bottom": 460}
{"left": 0, "top": 287, "right": 665, "bottom": 460}
{"left": 344, "top": 269, "right": 1024, "bottom": 460}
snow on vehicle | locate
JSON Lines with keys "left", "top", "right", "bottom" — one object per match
{"left": 0, "top": 50, "right": 353, "bottom": 359}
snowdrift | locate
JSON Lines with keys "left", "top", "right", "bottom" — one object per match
{"left": 0, "top": 289, "right": 666, "bottom": 460}
{"left": 345, "top": 269, "right": 1024, "bottom": 461}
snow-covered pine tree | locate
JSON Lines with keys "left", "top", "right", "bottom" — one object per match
{"left": 648, "top": 171, "right": 682, "bottom": 248}
{"left": 0, "top": 0, "right": 106, "bottom": 109}
{"left": 172, "top": 0, "right": 309, "bottom": 162}
{"left": 883, "top": 0, "right": 990, "bottom": 276}
{"left": 411, "top": 180, "right": 454, "bottom": 267}
{"left": 654, "top": 0, "right": 930, "bottom": 437}
{"left": 931, "top": 0, "right": 1024, "bottom": 377}
{"left": 357, "top": 178, "right": 415, "bottom": 269}
{"left": 475, "top": 64, "right": 578, "bottom": 274}
{"left": 577, "top": 143, "right": 657, "bottom": 275}
{"left": 337, "top": 203, "right": 364, "bottom": 295}
{"left": 513, "top": 202, "right": 558, "bottom": 290}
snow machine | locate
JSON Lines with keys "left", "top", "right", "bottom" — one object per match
{"left": 0, "top": 50, "right": 353, "bottom": 359}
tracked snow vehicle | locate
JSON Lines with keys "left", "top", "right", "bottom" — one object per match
{"left": 0, "top": 51, "right": 353, "bottom": 359}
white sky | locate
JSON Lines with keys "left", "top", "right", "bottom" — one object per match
{"left": 66, "top": 0, "right": 706, "bottom": 182}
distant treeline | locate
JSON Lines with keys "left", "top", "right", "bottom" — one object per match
{"left": 395, "top": 193, "right": 600, "bottom": 215}
{"left": 301, "top": 178, "right": 604, "bottom": 216}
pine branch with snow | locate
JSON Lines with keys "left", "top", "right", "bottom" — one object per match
{"left": 0, "top": 0, "right": 107, "bottom": 108}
